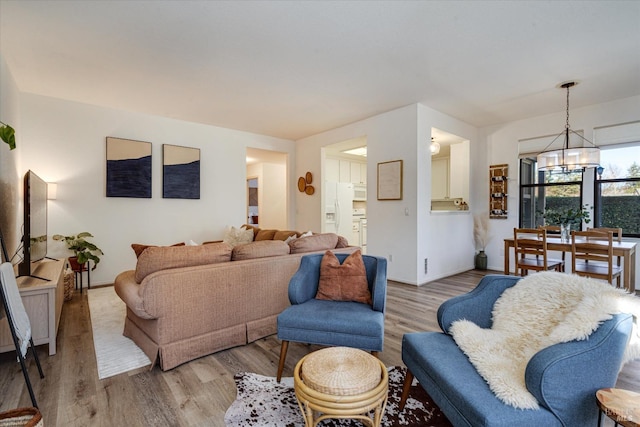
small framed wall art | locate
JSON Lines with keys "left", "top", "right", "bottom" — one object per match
{"left": 377, "top": 159, "right": 403, "bottom": 200}
{"left": 106, "top": 137, "right": 152, "bottom": 198}
{"left": 162, "top": 144, "right": 201, "bottom": 199}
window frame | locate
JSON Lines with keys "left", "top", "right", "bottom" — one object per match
{"left": 518, "top": 157, "right": 585, "bottom": 229}
{"left": 593, "top": 176, "right": 640, "bottom": 238}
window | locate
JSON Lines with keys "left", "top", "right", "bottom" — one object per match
{"left": 519, "top": 144, "right": 640, "bottom": 237}
{"left": 519, "top": 158, "right": 583, "bottom": 229}
{"left": 594, "top": 145, "right": 640, "bottom": 237}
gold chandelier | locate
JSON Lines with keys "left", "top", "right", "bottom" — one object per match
{"left": 536, "top": 81, "right": 600, "bottom": 172}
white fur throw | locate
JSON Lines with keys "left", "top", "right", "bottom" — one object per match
{"left": 450, "top": 272, "right": 640, "bottom": 409}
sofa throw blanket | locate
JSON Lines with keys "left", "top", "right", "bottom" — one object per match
{"left": 450, "top": 272, "right": 640, "bottom": 409}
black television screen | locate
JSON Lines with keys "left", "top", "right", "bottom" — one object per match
{"left": 18, "top": 170, "right": 48, "bottom": 277}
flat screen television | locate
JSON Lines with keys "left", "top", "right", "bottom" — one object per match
{"left": 18, "top": 170, "right": 48, "bottom": 277}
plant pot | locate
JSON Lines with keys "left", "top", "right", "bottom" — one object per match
{"left": 68, "top": 256, "right": 87, "bottom": 273}
{"left": 475, "top": 250, "right": 488, "bottom": 270}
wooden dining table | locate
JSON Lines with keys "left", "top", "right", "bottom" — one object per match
{"left": 503, "top": 237, "right": 637, "bottom": 293}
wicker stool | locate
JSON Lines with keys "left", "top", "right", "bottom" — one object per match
{"left": 294, "top": 347, "right": 388, "bottom": 427}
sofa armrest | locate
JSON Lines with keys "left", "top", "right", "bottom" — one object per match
{"left": 288, "top": 254, "right": 323, "bottom": 304}
{"left": 437, "top": 274, "right": 520, "bottom": 333}
{"left": 364, "top": 255, "right": 387, "bottom": 313}
{"left": 525, "top": 313, "right": 633, "bottom": 426}
{"left": 114, "top": 270, "right": 155, "bottom": 319}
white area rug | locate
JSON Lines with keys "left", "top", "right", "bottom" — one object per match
{"left": 88, "top": 286, "right": 151, "bottom": 379}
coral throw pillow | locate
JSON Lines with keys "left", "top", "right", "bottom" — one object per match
{"left": 316, "top": 250, "right": 371, "bottom": 305}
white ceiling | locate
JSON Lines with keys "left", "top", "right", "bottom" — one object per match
{"left": 1, "top": 1, "right": 639, "bottom": 141}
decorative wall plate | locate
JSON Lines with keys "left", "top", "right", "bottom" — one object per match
{"left": 298, "top": 177, "right": 307, "bottom": 192}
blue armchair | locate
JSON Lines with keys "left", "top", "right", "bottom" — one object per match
{"left": 399, "top": 274, "right": 634, "bottom": 427}
{"left": 276, "top": 252, "right": 387, "bottom": 381}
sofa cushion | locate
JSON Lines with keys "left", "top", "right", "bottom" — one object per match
{"left": 223, "top": 226, "right": 254, "bottom": 247}
{"left": 336, "top": 235, "right": 349, "bottom": 248}
{"left": 242, "top": 224, "right": 260, "bottom": 240}
{"left": 131, "top": 242, "right": 185, "bottom": 258}
{"left": 273, "top": 230, "right": 299, "bottom": 241}
{"left": 289, "top": 233, "right": 339, "bottom": 254}
{"left": 231, "top": 240, "right": 291, "bottom": 261}
{"left": 316, "top": 249, "right": 372, "bottom": 305}
{"left": 255, "top": 229, "right": 277, "bottom": 241}
{"left": 134, "top": 242, "right": 233, "bottom": 283}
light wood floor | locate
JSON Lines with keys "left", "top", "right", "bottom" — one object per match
{"left": 0, "top": 270, "right": 638, "bottom": 426}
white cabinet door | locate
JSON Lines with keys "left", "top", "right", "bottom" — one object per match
{"left": 339, "top": 160, "right": 351, "bottom": 183}
{"left": 350, "top": 162, "right": 361, "bottom": 184}
{"left": 360, "top": 163, "right": 367, "bottom": 184}
{"left": 325, "top": 158, "right": 339, "bottom": 183}
{"left": 431, "top": 157, "right": 449, "bottom": 199}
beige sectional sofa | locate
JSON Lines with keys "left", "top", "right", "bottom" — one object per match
{"left": 114, "top": 231, "right": 355, "bottom": 371}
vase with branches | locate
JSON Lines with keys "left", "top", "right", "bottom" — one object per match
{"left": 473, "top": 212, "right": 491, "bottom": 270}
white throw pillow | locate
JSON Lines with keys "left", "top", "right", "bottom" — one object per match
{"left": 284, "top": 234, "right": 297, "bottom": 244}
{"left": 223, "top": 226, "right": 254, "bottom": 247}
{"left": 185, "top": 239, "right": 199, "bottom": 246}
{"left": 300, "top": 230, "right": 313, "bottom": 238}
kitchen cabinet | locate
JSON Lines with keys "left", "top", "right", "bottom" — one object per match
{"left": 339, "top": 160, "right": 351, "bottom": 183}
{"left": 350, "top": 162, "right": 367, "bottom": 184}
{"left": 326, "top": 157, "right": 367, "bottom": 184}
{"left": 431, "top": 157, "right": 449, "bottom": 199}
{"left": 326, "top": 158, "right": 340, "bottom": 182}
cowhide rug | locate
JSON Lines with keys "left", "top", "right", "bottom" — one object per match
{"left": 224, "top": 366, "right": 452, "bottom": 427}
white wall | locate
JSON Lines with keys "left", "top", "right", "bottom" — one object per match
{"left": 481, "top": 95, "right": 640, "bottom": 290}
{"left": 0, "top": 53, "right": 20, "bottom": 256}
{"left": 418, "top": 104, "right": 480, "bottom": 285}
{"left": 297, "top": 103, "right": 480, "bottom": 285}
{"left": 17, "top": 93, "right": 295, "bottom": 285}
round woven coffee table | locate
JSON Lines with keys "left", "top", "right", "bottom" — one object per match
{"left": 293, "top": 347, "right": 388, "bottom": 427}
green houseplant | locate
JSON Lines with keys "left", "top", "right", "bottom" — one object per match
{"left": 52, "top": 232, "right": 103, "bottom": 270}
{"left": 541, "top": 204, "right": 591, "bottom": 242}
{"left": 0, "top": 120, "right": 16, "bottom": 150}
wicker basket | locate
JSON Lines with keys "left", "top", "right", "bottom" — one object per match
{"left": 0, "top": 407, "right": 43, "bottom": 427}
{"left": 63, "top": 269, "right": 75, "bottom": 301}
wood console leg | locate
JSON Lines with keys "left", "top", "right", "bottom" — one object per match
{"left": 277, "top": 340, "right": 289, "bottom": 383}
{"left": 399, "top": 369, "right": 414, "bottom": 411}
{"left": 371, "top": 350, "right": 379, "bottom": 358}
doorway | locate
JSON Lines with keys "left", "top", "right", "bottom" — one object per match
{"left": 246, "top": 148, "right": 288, "bottom": 230}
{"left": 247, "top": 178, "right": 259, "bottom": 226}
{"left": 322, "top": 136, "right": 368, "bottom": 247}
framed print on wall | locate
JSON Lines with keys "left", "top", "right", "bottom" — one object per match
{"left": 377, "top": 159, "right": 403, "bottom": 200}
{"left": 162, "top": 144, "right": 201, "bottom": 199}
{"left": 106, "top": 137, "right": 152, "bottom": 198}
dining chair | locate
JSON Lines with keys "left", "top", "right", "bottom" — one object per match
{"left": 513, "top": 228, "right": 564, "bottom": 276}
{"left": 587, "top": 227, "right": 623, "bottom": 287}
{"left": 538, "top": 225, "right": 566, "bottom": 271}
{"left": 571, "top": 230, "right": 622, "bottom": 286}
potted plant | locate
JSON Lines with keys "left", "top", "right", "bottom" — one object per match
{"left": 541, "top": 204, "right": 591, "bottom": 242}
{"left": 473, "top": 212, "right": 491, "bottom": 270}
{"left": 52, "top": 232, "right": 104, "bottom": 270}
